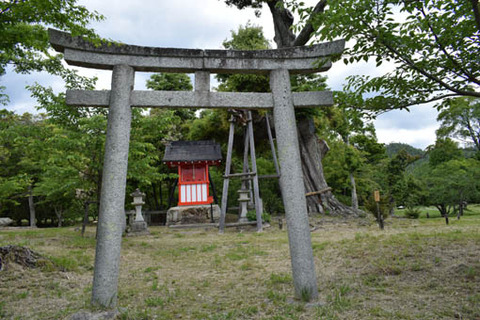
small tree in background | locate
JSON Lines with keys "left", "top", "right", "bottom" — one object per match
{"left": 364, "top": 192, "right": 391, "bottom": 230}
{"left": 437, "top": 97, "right": 480, "bottom": 153}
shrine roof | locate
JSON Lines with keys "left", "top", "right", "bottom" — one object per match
{"left": 163, "top": 141, "right": 222, "bottom": 163}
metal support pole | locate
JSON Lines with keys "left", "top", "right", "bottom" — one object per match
{"left": 91, "top": 65, "right": 134, "bottom": 308}
{"left": 270, "top": 68, "right": 318, "bottom": 301}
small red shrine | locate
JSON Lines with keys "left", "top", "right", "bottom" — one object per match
{"left": 163, "top": 141, "right": 222, "bottom": 206}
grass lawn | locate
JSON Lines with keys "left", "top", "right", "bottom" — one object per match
{"left": 0, "top": 207, "right": 479, "bottom": 319}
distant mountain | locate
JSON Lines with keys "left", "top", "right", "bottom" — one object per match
{"left": 385, "top": 143, "right": 425, "bottom": 158}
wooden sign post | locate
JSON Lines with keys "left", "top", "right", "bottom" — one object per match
{"left": 374, "top": 190, "right": 384, "bottom": 230}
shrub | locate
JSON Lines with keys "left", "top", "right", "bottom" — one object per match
{"left": 246, "top": 210, "right": 271, "bottom": 223}
{"left": 404, "top": 207, "right": 420, "bottom": 219}
{"left": 363, "top": 193, "right": 390, "bottom": 219}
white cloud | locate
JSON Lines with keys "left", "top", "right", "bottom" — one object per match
{"left": 376, "top": 125, "right": 439, "bottom": 150}
{"left": 375, "top": 104, "right": 439, "bottom": 129}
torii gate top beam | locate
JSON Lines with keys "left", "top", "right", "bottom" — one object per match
{"left": 49, "top": 29, "right": 345, "bottom": 75}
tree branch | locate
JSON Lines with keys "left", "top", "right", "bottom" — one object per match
{"left": 353, "top": 10, "right": 480, "bottom": 102}
{"left": 292, "top": 0, "right": 327, "bottom": 46}
{"left": 419, "top": 6, "right": 480, "bottom": 86}
{"left": 381, "top": 39, "right": 480, "bottom": 98}
{"left": 372, "top": 93, "right": 462, "bottom": 115}
{"left": 464, "top": 115, "right": 480, "bottom": 150}
{"left": 267, "top": 0, "right": 296, "bottom": 48}
{"left": 0, "top": 0, "right": 23, "bottom": 16}
{"left": 471, "top": 0, "right": 480, "bottom": 34}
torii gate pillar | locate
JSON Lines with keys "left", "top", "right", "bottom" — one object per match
{"left": 270, "top": 68, "right": 318, "bottom": 300}
{"left": 92, "top": 65, "right": 134, "bottom": 307}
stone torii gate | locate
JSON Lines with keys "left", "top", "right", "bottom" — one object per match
{"left": 48, "top": 29, "right": 344, "bottom": 307}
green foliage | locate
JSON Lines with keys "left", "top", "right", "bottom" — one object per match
{"left": 216, "top": 23, "right": 271, "bottom": 93}
{"left": 146, "top": 73, "right": 193, "bottom": 91}
{"left": 437, "top": 97, "right": 480, "bottom": 152}
{"left": 383, "top": 149, "right": 423, "bottom": 208}
{"left": 421, "top": 158, "right": 480, "bottom": 216}
{"left": 385, "top": 143, "right": 424, "bottom": 158}
{"left": 301, "top": 0, "right": 480, "bottom": 110}
{"left": 187, "top": 109, "right": 230, "bottom": 142}
{"left": 246, "top": 210, "right": 271, "bottom": 223}
{"left": 363, "top": 193, "right": 390, "bottom": 220}
{"left": 320, "top": 91, "right": 387, "bottom": 207}
{"left": 0, "top": 76, "right": 185, "bottom": 223}
{"left": 256, "top": 157, "right": 283, "bottom": 214}
{"left": 404, "top": 207, "right": 420, "bottom": 219}
{"left": 222, "top": 22, "right": 271, "bottom": 50}
{"left": 0, "top": 111, "right": 52, "bottom": 222}
{"left": 428, "top": 138, "right": 463, "bottom": 167}
{"left": 0, "top": 0, "right": 104, "bottom": 102}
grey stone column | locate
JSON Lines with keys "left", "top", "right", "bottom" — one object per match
{"left": 92, "top": 64, "right": 134, "bottom": 308}
{"left": 270, "top": 68, "right": 318, "bottom": 301}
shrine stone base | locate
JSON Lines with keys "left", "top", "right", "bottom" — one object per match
{"left": 127, "top": 221, "right": 150, "bottom": 236}
{"left": 167, "top": 205, "right": 220, "bottom": 225}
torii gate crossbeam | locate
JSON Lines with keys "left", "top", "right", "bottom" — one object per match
{"left": 48, "top": 29, "right": 345, "bottom": 307}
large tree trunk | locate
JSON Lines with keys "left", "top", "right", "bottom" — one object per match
{"left": 267, "top": 1, "right": 360, "bottom": 216}
{"left": 297, "top": 118, "right": 359, "bottom": 216}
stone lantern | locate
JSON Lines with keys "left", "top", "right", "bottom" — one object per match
{"left": 238, "top": 188, "right": 250, "bottom": 222}
{"left": 131, "top": 188, "right": 145, "bottom": 221}
{"left": 129, "top": 188, "right": 149, "bottom": 235}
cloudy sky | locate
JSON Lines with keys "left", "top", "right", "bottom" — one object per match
{"left": 2, "top": 0, "right": 439, "bottom": 149}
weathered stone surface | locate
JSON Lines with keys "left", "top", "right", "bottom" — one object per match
{"left": 50, "top": 28, "right": 344, "bottom": 59}
{"left": 270, "top": 68, "right": 318, "bottom": 300}
{"left": 66, "top": 90, "right": 333, "bottom": 109}
{"left": 49, "top": 29, "right": 344, "bottom": 58}
{"left": 0, "top": 218, "right": 13, "bottom": 227}
{"left": 167, "top": 205, "right": 220, "bottom": 225}
{"left": 69, "top": 310, "right": 119, "bottom": 320}
{"left": 48, "top": 29, "right": 344, "bottom": 74}
{"left": 91, "top": 65, "right": 134, "bottom": 308}
{"left": 194, "top": 71, "right": 210, "bottom": 92}
{"left": 127, "top": 221, "right": 149, "bottom": 236}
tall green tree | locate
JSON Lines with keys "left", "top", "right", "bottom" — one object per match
{"left": 216, "top": 23, "right": 271, "bottom": 93}
{"left": 0, "top": 0, "right": 104, "bottom": 103}
{"left": 383, "top": 148, "right": 421, "bottom": 214}
{"left": 436, "top": 97, "right": 480, "bottom": 152}
{"left": 427, "top": 138, "right": 463, "bottom": 167}
{"left": 0, "top": 110, "right": 49, "bottom": 225}
{"left": 423, "top": 158, "right": 480, "bottom": 219}
{"left": 326, "top": 91, "right": 384, "bottom": 209}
